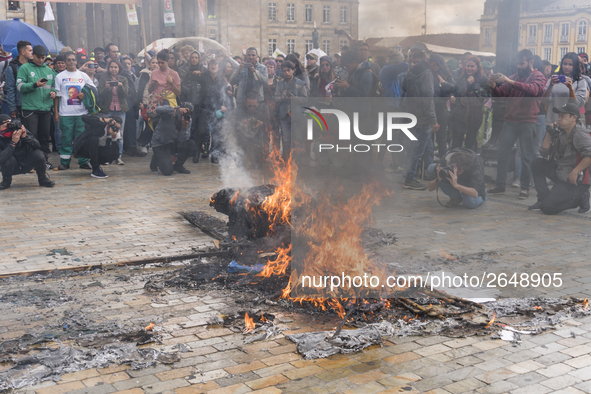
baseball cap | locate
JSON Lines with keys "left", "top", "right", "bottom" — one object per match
{"left": 75, "top": 48, "right": 87, "bottom": 55}
{"left": 481, "top": 61, "right": 494, "bottom": 69}
{"left": 306, "top": 53, "right": 318, "bottom": 61}
{"left": 0, "top": 114, "right": 11, "bottom": 124}
{"left": 553, "top": 103, "right": 581, "bottom": 117}
{"left": 32, "top": 45, "right": 47, "bottom": 56}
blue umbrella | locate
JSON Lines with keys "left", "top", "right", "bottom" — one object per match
{"left": 0, "top": 18, "right": 64, "bottom": 54}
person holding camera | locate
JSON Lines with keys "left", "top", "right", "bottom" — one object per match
{"left": 427, "top": 148, "right": 486, "bottom": 208}
{"left": 0, "top": 114, "right": 54, "bottom": 189}
{"left": 529, "top": 103, "right": 591, "bottom": 214}
{"left": 149, "top": 103, "right": 196, "bottom": 176}
{"left": 72, "top": 115, "right": 121, "bottom": 179}
{"left": 230, "top": 47, "right": 268, "bottom": 106}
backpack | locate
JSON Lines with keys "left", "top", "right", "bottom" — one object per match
{"left": 81, "top": 85, "right": 101, "bottom": 115}
{"left": 1, "top": 61, "right": 19, "bottom": 95}
{"left": 368, "top": 70, "right": 384, "bottom": 98}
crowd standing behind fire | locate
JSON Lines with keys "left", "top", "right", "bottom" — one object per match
{"left": 1, "top": 38, "right": 591, "bottom": 215}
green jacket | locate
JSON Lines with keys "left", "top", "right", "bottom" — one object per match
{"left": 16, "top": 62, "right": 56, "bottom": 112}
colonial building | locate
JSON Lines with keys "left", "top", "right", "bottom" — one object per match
{"left": 1, "top": 0, "right": 358, "bottom": 57}
{"left": 480, "top": 0, "right": 591, "bottom": 64}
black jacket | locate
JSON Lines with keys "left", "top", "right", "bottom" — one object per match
{"left": 442, "top": 148, "right": 486, "bottom": 198}
{"left": 402, "top": 61, "right": 437, "bottom": 126}
{"left": 72, "top": 115, "right": 109, "bottom": 156}
{"left": 0, "top": 132, "right": 41, "bottom": 166}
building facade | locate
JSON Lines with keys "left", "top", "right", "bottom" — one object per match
{"left": 480, "top": 0, "right": 591, "bottom": 64}
{"left": 1, "top": 0, "right": 358, "bottom": 58}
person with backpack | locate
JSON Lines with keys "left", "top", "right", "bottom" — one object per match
{"left": 334, "top": 51, "right": 379, "bottom": 98}
{"left": 53, "top": 52, "right": 96, "bottom": 170}
{"left": 2, "top": 41, "right": 32, "bottom": 120}
{"left": 379, "top": 49, "right": 409, "bottom": 109}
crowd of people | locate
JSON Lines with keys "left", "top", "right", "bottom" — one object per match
{"left": 0, "top": 39, "right": 590, "bottom": 216}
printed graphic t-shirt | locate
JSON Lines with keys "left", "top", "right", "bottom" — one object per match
{"left": 55, "top": 70, "right": 95, "bottom": 117}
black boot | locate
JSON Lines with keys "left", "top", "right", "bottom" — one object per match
{"left": 0, "top": 178, "right": 11, "bottom": 190}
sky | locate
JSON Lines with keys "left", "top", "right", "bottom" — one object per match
{"left": 359, "top": 0, "right": 486, "bottom": 39}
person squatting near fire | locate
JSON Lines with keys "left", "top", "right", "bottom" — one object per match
{"left": 149, "top": 103, "right": 196, "bottom": 176}
{"left": 427, "top": 148, "right": 487, "bottom": 209}
{"left": 0, "top": 114, "right": 55, "bottom": 189}
{"left": 528, "top": 103, "right": 591, "bottom": 215}
{"left": 71, "top": 115, "right": 122, "bottom": 179}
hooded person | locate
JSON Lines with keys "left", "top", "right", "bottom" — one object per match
{"left": 310, "top": 56, "right": 336, "bottom": 98}
{"left": 379, "top": 49, "right": 409, "bottom": 106}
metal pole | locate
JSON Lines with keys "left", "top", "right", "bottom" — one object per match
{"left": 51, "top": 21, "right": 58, "bottom": 53}
{"left": 424, "top": 0, "right": 427, "bottom": 35}
{"left": 140, "top": 0, "right": 148, "bottom": 57}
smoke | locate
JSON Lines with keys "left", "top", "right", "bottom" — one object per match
{"left": 359, "top": 0, "right": 485, "bottom": 39}
{"left": 216, "top": 117, "right": 257, "bottom": 189}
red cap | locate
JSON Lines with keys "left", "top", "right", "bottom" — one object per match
{"left": 75, "top": 48, "right": 87, "bottom": 55}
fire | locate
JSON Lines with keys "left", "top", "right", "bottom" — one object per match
{"left": 243, "top": 313, "right": 255, "bottom": 333}
{"left": 582, "top": 299, "right": 589, "bottom": 310}
{"left": 260, "top": 311, "right": 267, "bottom": 322}
{"left": 485, "top": 313, "right": 496, "bottom": 328}
{"left": 533, "top": 306, "right": 543, "bottom": 311}
{"left": 439, "top": 249, "right": 456, "bottom": 260}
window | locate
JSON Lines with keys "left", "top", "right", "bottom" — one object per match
{"left": 287, "top": 3, "right": 295, "bottom": 22}
{"left": 268, "top": 39, "right": 277, "bottom": 56}
{"left": 528, "top": 25, "right": 537, "bottom": 44}
{"left": 561, "top": 23, "right": 569, "bottom": 42}
{"left": 544, "top": 24, "right": 553, "bottom": 43}
{"left": 578, "top": 47, "right": 586, "bottom": 54}
{"left": 543, "top": 47, "right": 552, "bottom": 62}
{"left": 207, "top": 0, "right": 216, "bottom": 17}
{"left": 305, "top": 4, "right": 313, "bottom": 22}
{"left": 305, "top": 40, "right": 313, "bottom": 53}
{"left": 322, "top": 39, "right": 330, "bottom": 55}
{"left": 578, "top": 20, "right": 588, "bottom": 41}
{"left": 518, "top": 25, "right": 522, "bottom": 45}
{"left": 529, "top": 47, "right": 536, "bottom": 56}
{"left": 560, "top": 47, "right": 568, "bottom": 59}
{"left": 287, "top": 39, "right": 295, "bottom": 54}
{"left": 339, "top": 40, "right": 348, "bottom": 49}
{"left": 484, "top": 28, "right": 492, "bottom": 46}
{"left": 339, "top": 6, "right": 347, "bottom": 23}
{"left": 268, "top": 3, "right": 276, "bottom": 21}
{"left": 322, "top": 5, "right": 330, "bottom": 23}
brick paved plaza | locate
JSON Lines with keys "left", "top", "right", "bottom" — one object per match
{"left": 2, "top": 151, "right": 591, "bottom": 393}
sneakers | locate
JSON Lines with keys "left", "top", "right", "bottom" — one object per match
{"left": 579, "top": 191, "right": 591, "bottom": 214}
{"left": 45, "top": 161, "right": 54, "bottom": 170}
{"left": 488, "top": 186, "right": 506, "bottom": 194}
{"left": 192, "top": 154, "right": 200, "bottom": 163}
{"left": 511, "top": 178, "right": 520, "bottom": 188}
{"left": 528, "top": 201, "right": 542, "bottom": 211}
{"left": 518, "top": 190, "right": 529, "bottom": 200}
{"left": 79, "top": 163, "right": 92, "bottom": 170}
{"left": 57, "top": 164, "right": 70, "bottom": 170}
{"left": 117, "top": 157, "right": 124, "bottom": 165}
{"left": 404, "top": 179, "right": 426, "bottom": 190}
{"left": 0, "top": 179, "right": 11, "bottom": 190}
{"left": 91, "top": 167, "right": 108, "bottom": 179}
{"left": 174, "top": 165, "right": 191, "bottom": 174}
{"left": 137, "top": 146, "right": 148, "bottom": 157}
{"left": 38, "top": 177, "right": 55, "bottom": 187}
{"left": 444, "top": 197, "right": 463, "bottom": 207}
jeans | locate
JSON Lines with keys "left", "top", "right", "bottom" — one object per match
{"left": 0, "top": 149, "right": 48, "bottom": 185}
{"left": 451, "top": 107, "right": 484, "bottom": 152}
{"left": 496, "top": 121, "right": 535, "bottom": 190}
{"left": 515, "top": 114, "right": 545, "bottom": 179}
{"left": 123, "top": 106, "right": 137, "bottom": 151}
{"left": 531, "top": 158, "right": 590, "bottom": 215}
{"left": 21, "top": 110, "right": 52, "bottom": 157}
{"left": 76, "top": 137, "right": 119, "bottom": 171}
{"left": 105, "top": 110, "right": 126, "bottom": 157}
{"left": 53, "top": 117, "right": 62, "bottom": 151}
{"left": 150, "top": 141, "right": 197, "bottom": 176}
{"left": 405, "top": 124, "right": 434, "bottom": 182}
{"left": 428, "top": 164, "right": 486, "bottom": 209}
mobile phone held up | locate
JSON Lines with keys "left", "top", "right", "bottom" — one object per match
{"left": 109, "top": 81, "right": 119, "bottom": 87}
{"left": 557, "top": 75, "right": 567, "bottom": 83}
{"left": 39, "top": 78, "right": 48, "bottom": 83}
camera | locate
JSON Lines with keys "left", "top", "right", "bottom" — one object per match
{"left": 546, "top": 124, "right": 561, "bottom": 139}
{"left": 439, "top": 166, "right": 454, "bottom": 179}
{"left": 6, "top": 118, "right": 22, "bottom": 131}
{"left": 109, "top": 122, "right": 119, "bottom": 133}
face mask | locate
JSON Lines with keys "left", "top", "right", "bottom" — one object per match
{"left": 0, "top": 130, "right": 13, "bottom": 138}
{"left": 517, "top": 67, "right": 531, "bottom": 79}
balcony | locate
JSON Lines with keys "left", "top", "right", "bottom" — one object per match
{"left": 528, "top": 36, "right": 537, "bottom": 45}
{"left": 544, "top": 36, "right": 552, "bottom": 44}
{"left": 560, "top": 35, "right": 569, "bottom": 43}
{"left": 578, "top": 34, "right": 587, "bottom": 42}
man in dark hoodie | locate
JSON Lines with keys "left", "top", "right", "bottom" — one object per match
{"left": 402, "top": 51, "right": 439, "bottom": 190}
{"left": 334, "top": 51, "right": 374, "bottom": 97}
{"left": 379, "top": 49, "right": 408, "bottom": 109}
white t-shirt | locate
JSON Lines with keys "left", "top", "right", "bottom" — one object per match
{"left": 55, "top": 70, "right": 96, "bottom": 117}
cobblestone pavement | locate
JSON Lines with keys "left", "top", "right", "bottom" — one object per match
{"left": 2, "top": 151, "right": 591, "bottom": 393}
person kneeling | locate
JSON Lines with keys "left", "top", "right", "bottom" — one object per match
{"left": 72, "top": 115, "right": 121, "bottom": 179}
{"left": 427, "top": 148, "right": 487, "bottom": 209}
{"left": 150, "top": 103, "right": 196, "bottom": 176}
{"left": 529, "top": 103, "right": 591, "bottom": 215}
{"left": 0, "top": 114, "right": 54, "bottom": 189}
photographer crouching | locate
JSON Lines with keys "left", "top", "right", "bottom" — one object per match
{"left": 150, "top": 103, "right": 196, "bottom": 176}
{"left": 72, "top": 115, "right": 122, "bottom": 179}
{"left": 529, "top": 103, "right": 591, "bottom": 215}
{"left": 427, "top": 148, "right": 487, "bottom": 208}
{"left": 0, "top": 114, "right": 55, "bottom": 189}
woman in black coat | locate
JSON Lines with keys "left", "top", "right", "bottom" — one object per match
{"left": 181, "top": 52, "right": 206, "bottom": 162}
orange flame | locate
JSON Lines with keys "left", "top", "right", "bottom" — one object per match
{"left": 260, "top": 311, "right": 267, "bottom": 322}
{"left": 244, "top": 313, "right": 255, "bottom": 333}
{"left": 582, "top": 299, "right": 589, "bottom": 310}
{"left": 485, "top": 313, "right": 496, "bottom": 328}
